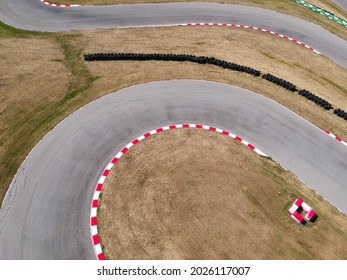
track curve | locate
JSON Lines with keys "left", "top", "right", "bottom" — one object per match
{"left": 0, "top": 80, "right": 347, "bottom": 259}
{"left": 0, "top": 1, "right": 347, "bottom": 68}
{"left": 332, "top": 0, "right": 347, "bottom": 11}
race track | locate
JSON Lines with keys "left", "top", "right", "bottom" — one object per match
{"left": 0, "top": 1, "right": 347, "bottom": 68}
{"left": 332, "top": 0, "right": 347, "bottom": 10}
{"left": 1, "top": 81, "right": 347, "bottom": 259}
{"left": 0, "top": 1, "right": 347, "bottom": 260}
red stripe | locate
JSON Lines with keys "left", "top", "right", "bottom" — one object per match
{"left": 301, "top": 43, "right": 306, "bottom": 47}
{"left": 196, "top": 124, "right": 203, "bottom": 129}
{"left": 92, "top": 200, "right": 98, "bottom": 208}
{"left": 292, "top": 39, "right": 297, "bottom": 43}
{"left": 132, "top": 139, "right": 139, "bottom": 145}
{"left": 248, "top": 144, "right": 255, "bottom": 150}
{"left": 240, "top": 25, "right": 244, "bottom": 28}
{"left": 222, "top": 130, "right": 229, "bottom": 135}
{"left": 56, "top": 3, "right": 60, "bottom": 6}
{"left": 213, "top": 23, "right": 218, "bottom": 26}
{"left": 209, "top": 126, "right": 216, "bottom": 131}
{"left": 121, "top": 147, "right": 128, "bottom": 153}
{"left": 169, "top": 125, "right": 176, "bottom": 129}
{"left": 284, "top": 36, "right": 288, "bottom": 39}
{"left": 274, "top": 32, "right": 279, "bottom": 36}
{"left": 182, "top": 124, "right": 189, "bottom": 128}
{"left": 96, "top": 184, "right": 103, "bottom": 192}
{"left": 102, "top": 169, "right": 110, "bottom": 177}
{"left": 196, "top": 23, "right": 201, "bottom": 26}
{"left": 266, "top": 30, "right": 270, "bottom": 33}
{"left": 258, "top": 27, "right": 262, "bottom": 30}
{"left": 98, "top": 253, "right": 106, "bottom": 260}
{"left": 309, "top": 47, "right": 314, "bottom": 51}
{"left": 324, "top": 130, "right": 330, "bottom": 134}
{"left": 249, "top": 26, "right": 253, "bottom": 29}
{"left": 336, "top": 137, "right": 342, "bottom": 142}
{"left": 143, "top": 132, "right": 151, "bottom": 138}
{"left": 204, "top": 23, "right": 209, "bottom": 26}
{"left": 187, "top": 23, "right": 192, "bottom": 26}
{"left": 235, "top": 136, "right": 242, "bottom": 142}
{"left": 91, "top": 217, "right": 97, "bottom": 226}
{"left": 111, "top": 157, "right": 118, "bottom": 164}
{"left": 93, "top": 235, "right": 100, "bottom": 245}
{"left": 222, "top": 23, "right": 227, "bottom": 26}
{"left": 156, "top": 128, "right": 163, "bottom": 133}
{"left": 66, "top": 4, "right": 70, "bottom": 7}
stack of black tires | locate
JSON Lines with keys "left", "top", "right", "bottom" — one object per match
{"left": 333, "top": 108, "right": 347, "bottom": 120}
{"left": 83, "top": 53, "right": 261, "bottom": 77}
{"left": 261, "top": 73, "right": 297, "bottom": 92}
{"left": 298, "top": 89, "right": 332, "bottom": 110}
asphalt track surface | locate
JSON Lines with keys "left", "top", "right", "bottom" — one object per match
{"left": 0, "top": 1, "right": 347, "bottom": 68}
{"left": 0, "top": 2, "right": 347, "bottom": 260}
{"left": 332, "top": 0, "right": 347, "bottom": 10}
{"left": 1, "top": 80, "right": 347, "bottom": 259}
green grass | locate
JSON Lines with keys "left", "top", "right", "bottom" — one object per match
{"left": 0, "top": 21, "right": 44, "bottom": 38}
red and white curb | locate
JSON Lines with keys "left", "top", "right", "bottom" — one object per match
{"left": 180, "top": 23, "right": 321, "bottom": 54}
{"left": 90, "top": 124, "right": 267, "bottom": 260}
{"left": 324, "top": 130, "right": 347, "bottom": 146}
{"left": 40, "top": 0, "right": 79, "bottom": 7}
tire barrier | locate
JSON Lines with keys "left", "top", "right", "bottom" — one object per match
{"left": 298, "top": 89, "right": 333, "bottom": 110}
{"left": 333, "top": 108, "right": 347, "bottom": 120}
{"left": 84, "top": 52, "right": 339, "bottom": 115}
{"left": 291, "top": 0, "right": 347, "bottom": 28}
{"left": 261, "top": 73, "right": 297, "bottom": 92}
{"left": 83, "top": 53, "right": 262, "bottom": 77}
{"left": 288, "top": 197, "right": 317, "bottom": 224}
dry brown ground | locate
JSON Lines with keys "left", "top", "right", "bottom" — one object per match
{"left": 50, "top": 0, "right": 347, "bottom": 40}
{"left": 1, "top": 25, "right": 347, "bottom": 203}
{"left": 0, "top": 35, "right": 71, "bottom": 200}
{"left": 98, "top": 128, "right": 347, "bottom": 260}
{"left": 79, "top": 26, "right": 347, "bottom": 137}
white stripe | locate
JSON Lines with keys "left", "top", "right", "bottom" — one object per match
{"left": 115, "top": 152, "right": 123, "bottom": 159}
{"left": 216, "top": 128, "right": 223, "bottom": 134}
{"left": 175, "top": 124, "right": 183, "bottom": 128}
{"left": 125, "top": 142, "right": 134, "bottom": 149}
{"left": 228, "top": 133, "right": 236, "bottom": 138}
{"left": 137, "top": 135, "right": 145, "bottom": 141}
{"left": 149, "top": 130, "right": 158, "bottom": 135}
{"left": 91, "top": 225, "right": 98, "bottom": 236}
{"left": 106, "top": 163, "right": 114, "bottom": 170}
{"left": 162, "top": 126, "right": 170, "bottom": 131}
{"left": 95, "top": 244, "right": 103, "bottom": 254}
{"left": 189, "top": 124, "right": 196, "bottom": 128}
{"left": 91, "top": 207, "right": 97, "bottom": 218}
{"left": 241, "top": 139, "right": 249, "bottom": 146}
{"left": 254, "top": 148, "right": 267, "bottom": 157}
{"left": 98, "top": 176, "right": 106, "bottom": 184}
{"left": 202, "top": 125, "right": 210, "bottom": 130}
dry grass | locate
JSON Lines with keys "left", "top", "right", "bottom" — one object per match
{"left": 50, "top": 0, "right": 347, "bottom": 40}
{"left": 98, "top": 128, "right": 347, "bottom": 260}
{"left": 79, "top": 26, "right": 347, "bottom": 138}
{"left": 0, "top": 36, "right": 71, "bottom": 200}
{"left": 1, "top": 24, "right": 346, "bottom": 204}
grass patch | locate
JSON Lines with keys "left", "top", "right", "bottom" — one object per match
{"left": 98, "top": 128, "right": 347, "bottom": 259}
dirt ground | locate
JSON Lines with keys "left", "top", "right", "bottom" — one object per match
{"left": 79, "top": 26, "right": 347, "bottom": 137}
{"left": 1, "top": 24, "right": 347, "bottom": 203}
{"left": 98, "top": 128, "right": 347, "bottom": 259}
